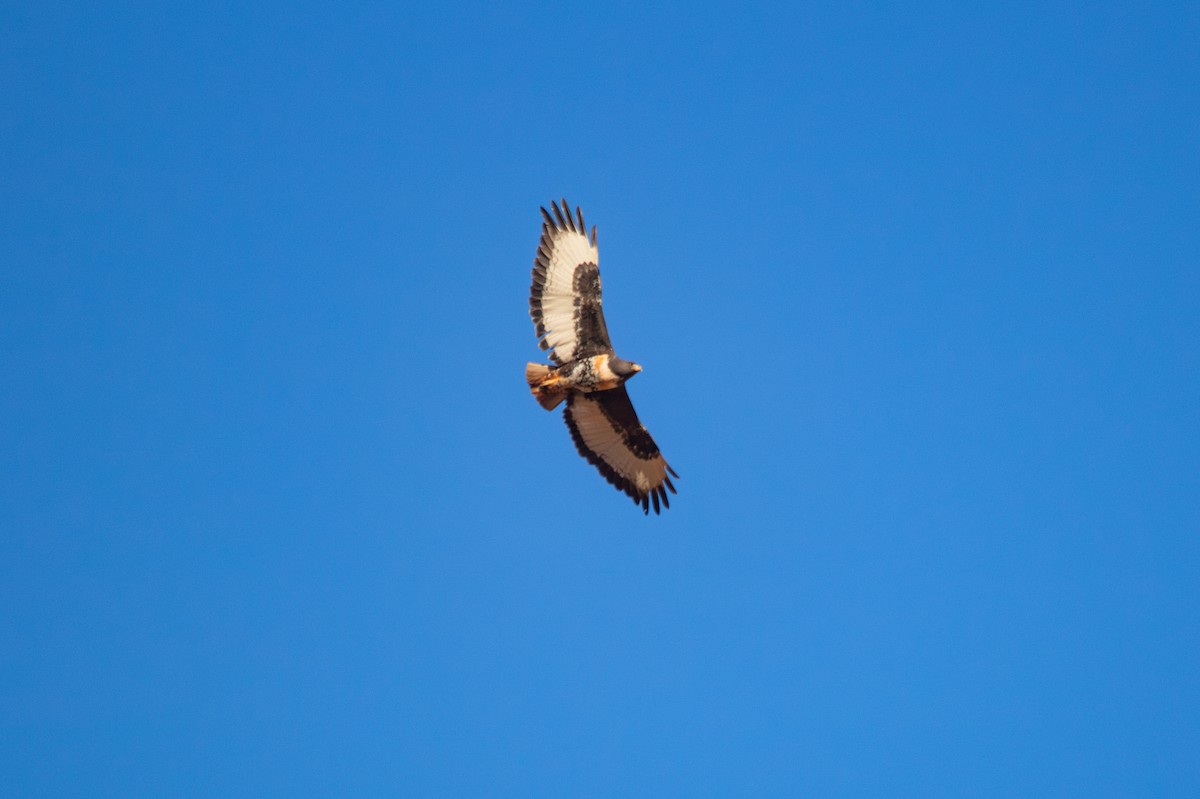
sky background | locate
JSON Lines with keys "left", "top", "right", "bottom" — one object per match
{"left": 3, "top": 1, "right": 1199, "bottom": 796}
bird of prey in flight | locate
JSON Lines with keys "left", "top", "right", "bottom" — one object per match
{"left": 525, "top": 199, "right": 677, "bottom": 515}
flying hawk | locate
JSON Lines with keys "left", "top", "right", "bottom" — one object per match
{"left": 526, "top": 199, "right": 678, "bottom": 515}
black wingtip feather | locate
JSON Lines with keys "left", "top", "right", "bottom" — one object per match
{"left": 560, "top": 198, "right": 574, "bottom": 231}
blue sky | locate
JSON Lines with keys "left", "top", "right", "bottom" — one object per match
{"left": 3, "top": 1, "right": 1198, "bottom": 795}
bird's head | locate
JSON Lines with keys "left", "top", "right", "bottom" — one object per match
{"left": 610, "top": 356, "right": 643, "bottom": 380}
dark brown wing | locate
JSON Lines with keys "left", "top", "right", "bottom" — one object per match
{"left": 530, "top": 199, "right": 613, "bottom": 365}
{"left": 563, "top": 386, "right": 678, "bottom": 515}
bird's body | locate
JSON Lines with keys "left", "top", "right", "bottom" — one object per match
{"left": 526, "top": 353, "right": 638, "bottom": 407}
{"left": 525, "top": 199, "right": 677, "bottom": 515}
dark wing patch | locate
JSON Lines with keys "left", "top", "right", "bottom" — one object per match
{"left": 530, "top": 199, "right": 612, "bottom": 364}
{"left": 571, "top": 262, "right": 612, "bottom": 360}
{"left": 563, "top": 386, "right": 678, "bottom": 515}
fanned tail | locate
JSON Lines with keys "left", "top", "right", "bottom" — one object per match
{"left": 525, "top": 363, "right": 567, "bottom": 411}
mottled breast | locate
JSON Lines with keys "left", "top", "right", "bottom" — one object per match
{"left": 559, "top": 353, "right": 621, "bottom": 393}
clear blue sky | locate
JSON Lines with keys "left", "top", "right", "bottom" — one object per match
{"left": 3, "top": 2, "right": 1198, "bottom": 795}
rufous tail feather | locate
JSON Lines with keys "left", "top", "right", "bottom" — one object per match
{"left": 525, "top": 363, "right": 566, "bottom": 411}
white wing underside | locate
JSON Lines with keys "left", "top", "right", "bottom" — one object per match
{"left": 536, "top": 224, "right": 598, "bottom": 364}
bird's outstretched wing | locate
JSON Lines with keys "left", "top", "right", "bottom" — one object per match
{"left": 564, "top": 386, "right": 677, "bottom": 514}
{"left": 530, "top": 199, "right": 612, "bottom": 365}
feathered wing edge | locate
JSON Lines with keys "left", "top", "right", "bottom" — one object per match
{"left": 563, "top": 387, "right": 678, "bottom": 515}
{"left": 529, "top": 198, "right": 605, "bottom": 365}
